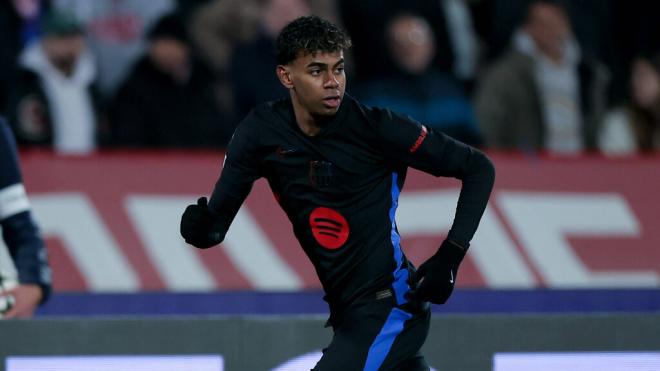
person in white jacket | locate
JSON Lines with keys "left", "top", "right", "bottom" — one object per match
{"left": 7, "top": 9, "right": 100, "bottom": 154}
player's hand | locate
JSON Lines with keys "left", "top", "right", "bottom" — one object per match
{"left": 2, "top": 284, "right": 43, "bottom": 319}
{"left": 180, "top": 197, "right": 223, "bottom": 249}
{"left": 407, "top": 239, "right": 466, "bottom": 304}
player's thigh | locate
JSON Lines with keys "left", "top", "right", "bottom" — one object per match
{"left": 379, "top": 303, "right": 431, "bottom": 370}
{"left": 314, "top": 300, "right": 430, "bottom": 371}
{"left": 313, "top": 301, "right": 392, "bottom": 371}
{"left": 395, "top": 353, "right": 430, "bottom": 371}
{"left": 312, "top": 331, "right": 372, "bottom": 371}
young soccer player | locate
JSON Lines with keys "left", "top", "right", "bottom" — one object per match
{"left": 181, "top": 15, "right": 494, "bottom": 370}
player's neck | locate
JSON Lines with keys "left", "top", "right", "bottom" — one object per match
{"left": 291, "top": 97, "right": 322, "bottom": 137}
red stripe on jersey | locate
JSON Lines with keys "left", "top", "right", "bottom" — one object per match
{"left": 409, "top": 125, "right": 428, "bottom": 153}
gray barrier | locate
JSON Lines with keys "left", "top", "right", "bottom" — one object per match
{"left": 1, "top": 313, "right": 659, "bottom": 370}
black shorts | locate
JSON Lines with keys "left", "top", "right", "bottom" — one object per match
{"left": 314, "top": 290, "right": 431, "bottom": 371}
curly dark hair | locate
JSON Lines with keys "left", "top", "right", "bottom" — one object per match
{"left": 276, "top": 15, "right": 352, "bottom": 65}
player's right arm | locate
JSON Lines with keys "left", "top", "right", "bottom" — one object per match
{"left": 180, "top": 115, "right": 262, "bottom": 248}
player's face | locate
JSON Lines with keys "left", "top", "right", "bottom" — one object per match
{"left": 279, "top": 50, "right": 346, "bottom": 117}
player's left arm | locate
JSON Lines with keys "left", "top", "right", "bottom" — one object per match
{"left": 0, "top": 119, "right": 52, "bottom": 318}
{"left": 373, "top": 108, "right": 495, "bottom": 304}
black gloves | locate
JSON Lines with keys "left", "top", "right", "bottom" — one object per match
{"left": 180, "top": 197, "right": 223, "bottom": 249}
{"left": 407, "top": 239, "right": 467, "bottom": 304}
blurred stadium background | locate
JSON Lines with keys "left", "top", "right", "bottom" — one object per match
{"left": 1, "top": 0, "right": 659, "bottom": 370}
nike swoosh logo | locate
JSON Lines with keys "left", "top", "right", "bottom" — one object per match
{"left": 449, "top": 271, "right": 454, "bottom": 284}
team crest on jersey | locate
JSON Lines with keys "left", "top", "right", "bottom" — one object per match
{"left": 309, "top": 207, "right": 349, "bottom": 249}
{"left": 309, "top": 160, "right": 334, "bottom": 188}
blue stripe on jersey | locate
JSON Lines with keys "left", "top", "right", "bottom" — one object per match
{"left": 389, "top": 172, "right": 410, "bottom": 305}
{"left": 363, "top": 307, "right": 413, "bottom": 370}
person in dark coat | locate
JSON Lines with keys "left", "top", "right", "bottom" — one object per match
{"left": 110, "top": 13, "right": 234, "bottom": 148}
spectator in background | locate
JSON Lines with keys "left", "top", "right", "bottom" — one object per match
{"left": 356, "top": 13, "right": 481, "bottom": 145}
{"left": 188, "top": 0, "right": 264, "bottom": 79}
{"left": 597, "top": 0, "right": 660, "bottom": 106}
{"left": 0, "top": 0, "right": 50, "bottom": 115}
{"left": 190, "top": 0, "right": 337, "bottom": 118}
{"left": 599, "top": 54, "right": 660, "bottom": 154}
{"left": 474, "top": 0, "right": 609, "bottom": 154}
{"left": 109, "top": 13, "right": 233, "bottom": 148}
{"left": 189, "top": 0, "right": 338, "bottom": 79}
{"left": 7, "top": 9, "right": 102, "bottom": 155}
{"left": 0, "top": 118, "right": 52, "bottom": 319}
{"left": 52, "top": 0, "right": 175, "bottom": 100}
{"left": 339, "top": 0, "right": 481, "bottom": 87}
{"left": 187, "top": 0, "right": 264, "bottom": 117}
{"left": 230, "top": 0, "right": 311, "bottom": 117}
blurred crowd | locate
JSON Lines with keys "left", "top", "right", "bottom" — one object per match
{"left": 0, "top": 0, "right": 658, "bottom": 155}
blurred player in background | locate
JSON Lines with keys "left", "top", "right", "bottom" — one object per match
{"left": 181, "top": 16, "right": 494, "bottom": 370}
{"left": 0, "top": 117, "right": 51, "bottom": 318}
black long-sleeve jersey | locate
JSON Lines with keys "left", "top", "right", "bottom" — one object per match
{"left": 208, "top": 94, "right": 494, "bottom": 312}
{"left": 0, "top": 118, "right": 51, "bottom": 301}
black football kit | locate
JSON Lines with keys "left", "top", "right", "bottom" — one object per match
{"left": 201, "top": 94, "right": 494, "bottom": 370}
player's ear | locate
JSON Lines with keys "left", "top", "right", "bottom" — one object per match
{"left": 276, "top": 65, "right": 294, "bottom": 89}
